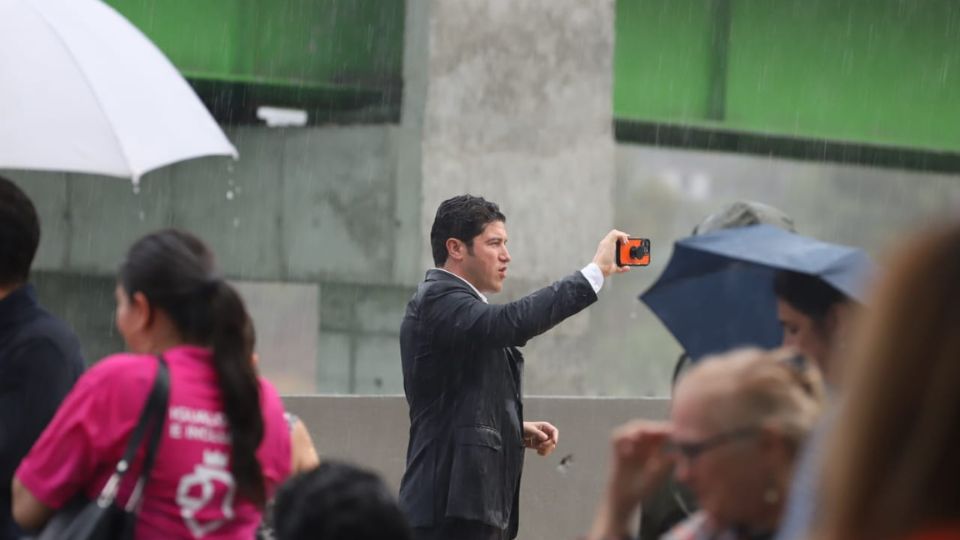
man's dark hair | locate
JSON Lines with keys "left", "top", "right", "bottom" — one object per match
{"left": 430, "top": 195, "right": 506, "bottom": 267}
{"left": 0, "top": 175, "right": 40, "bottom": 287}
{"left": 274, "top": 461, "right": 412, "bottom": 540}
{"left": 773, "top": 270, "right": 849, "bottom": 326}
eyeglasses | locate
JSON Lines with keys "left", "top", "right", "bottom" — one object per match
{"left": 668, "top": 427, "right": 759, "bottom": 462}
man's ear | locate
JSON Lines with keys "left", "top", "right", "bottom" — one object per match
{"left": 445, "top": 238, "right": 466, "bottom": 262}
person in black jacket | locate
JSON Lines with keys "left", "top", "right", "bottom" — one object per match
{"left": 0, "top": 175, "right": 84, "bottom": 540}
{"left": 400, "top": 194, "right": 629, "bottom": 540}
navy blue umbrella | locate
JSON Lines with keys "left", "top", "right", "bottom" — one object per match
{"left": 640, "top": 224, "right": 874, "bottom": 361}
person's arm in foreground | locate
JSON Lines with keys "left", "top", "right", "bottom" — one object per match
{"left": 11, "top": 477, "right": 52, "bottom": 531}
{"left": 13, "top": 360, "right": 127, "bottom": 532}
{"left": 587, "top": 421, "right": 675, "bottom": 540}
{"left": 290, "top": 417, "right": 320, "bottom": 473}
{"left": 3, "top": 339, "right": 78, "bottom": 532}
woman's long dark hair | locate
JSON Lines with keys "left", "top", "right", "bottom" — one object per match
{"left": 119, "top": 229, "right": 266, "bottom": 506}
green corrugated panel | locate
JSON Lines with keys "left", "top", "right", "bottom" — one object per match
{"left": 727, "top": 0, "right": 960, "bottom": 152}
{"left": 105, "top": 0, "right": 404, "bottom": 92}
{"left": 615, "top": 0, "right": 960, "bottom": 152}
{"left": 614, "top": 0, "right": 715, "bottom": 124}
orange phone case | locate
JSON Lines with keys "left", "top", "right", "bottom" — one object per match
{"left": 616, "top": 238, "right": 651, "bottom": 266}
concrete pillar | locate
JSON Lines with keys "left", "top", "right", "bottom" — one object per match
{"left": 392, "top": 0, "right": 432, "bottom": 285}
{"left": 416, "top": 0, "right": 617, "bottom": 280}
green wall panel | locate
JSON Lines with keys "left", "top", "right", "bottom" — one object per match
{"left": 726, "top": 0, "right": 960, "bottom": 152}
{"left": 615, "top": 0, "right": 960, "bottom": 152}
{"left": 105, "top": 0, "right": 404, "bottom": 91}
{"left": 614, "top": 0, "right": 715, "bottom": 123}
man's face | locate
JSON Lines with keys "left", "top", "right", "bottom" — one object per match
{"left": 461, "top": 220, "right": 511, "bottom": 293}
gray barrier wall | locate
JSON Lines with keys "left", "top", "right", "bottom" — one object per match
{"left": 283, "top": 395, "right": 671, "bottom": 540}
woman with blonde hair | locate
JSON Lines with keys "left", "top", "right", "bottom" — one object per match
{"left": 817, "top": 223, "right": 960, "bottom": 540}
{"left": 590, "top": 348, "right": 824, "bottom": 540}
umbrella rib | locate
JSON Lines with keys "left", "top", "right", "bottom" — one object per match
{"left": 26, "top": 0, "right": 138, "bottom": 179}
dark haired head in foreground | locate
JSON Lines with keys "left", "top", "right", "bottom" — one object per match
{"left": 0, "top": 175, "right": 40, "bottom": 288}
{"left": 275, "top": 461, "right": 412, "bottom": 540}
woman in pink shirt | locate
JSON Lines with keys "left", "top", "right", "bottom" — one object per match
{"left": 12, "top": 229, "right": 291, "bottom": 539}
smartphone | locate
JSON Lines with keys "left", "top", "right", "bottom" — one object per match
{"left": 616, "top": 238, "right": 651, "bottom": 267}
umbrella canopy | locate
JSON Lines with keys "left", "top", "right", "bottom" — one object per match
{"left": 640, "top": 224, "right": 874, "bottom": 361}
{"left": 0, "top": 0, "right": 237, "bottom": 183}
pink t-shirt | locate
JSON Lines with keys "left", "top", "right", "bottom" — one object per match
{"left": 16, "top": 345, "right": 292, "bottom": 540}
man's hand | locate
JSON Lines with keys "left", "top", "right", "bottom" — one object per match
{"left": 523, "top": 421, "right": 559, "bottom": 456}
{"left": 592, "top": 229, "right": 633, "bottom": 278}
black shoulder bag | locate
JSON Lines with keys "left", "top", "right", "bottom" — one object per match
{"left": 36, "top": 356, "right": 170, "bottom": 540}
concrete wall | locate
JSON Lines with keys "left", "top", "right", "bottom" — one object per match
{"left": 26, "top": 268, "right": 413, "bottom": 396}
{"left": 6, "top": 124, "right": 416, "bottom": 394}
{"left": 12, "top": 125, "right": 405, "bottom": 284}
{"left": 284, "top": 395, "right": 671, "bottom": 540}
{"left": 556, "top": 144, "right": 960, "bottom": 398}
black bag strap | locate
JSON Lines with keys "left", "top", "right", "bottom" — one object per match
{"left": 97, "top": 355, "right": 170, "bottom": 509}
{"left": 124, "top": 356, "right": 171, "bottom": 511}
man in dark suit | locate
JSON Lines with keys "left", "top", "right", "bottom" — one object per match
{"left": 0, "top": 175, "right": 85, "bottom": 540}
{"left": 400, "top": 195, "right": 629, "bottom": 540}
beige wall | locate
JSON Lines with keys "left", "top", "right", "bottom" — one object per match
{"left": 284, "top": 395, "right": 671, "bottom": 540}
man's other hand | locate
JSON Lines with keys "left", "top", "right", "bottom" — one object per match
{"left": 592, "top": 229, "right": 632, "bottom": 278}
{"left": 523, "top": 421, "right": 559, "bottom": 456}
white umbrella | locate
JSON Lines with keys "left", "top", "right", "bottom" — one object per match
{"left": 0, "top": 0, "right": 237, "bottom": 184}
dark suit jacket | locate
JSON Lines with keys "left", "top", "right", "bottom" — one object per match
{"left": 399, "top": 269, "right": 597, "bottom": 537}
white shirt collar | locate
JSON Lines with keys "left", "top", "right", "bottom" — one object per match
{"left": 434, "top": 268, "right": 488, "bottom": 303}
